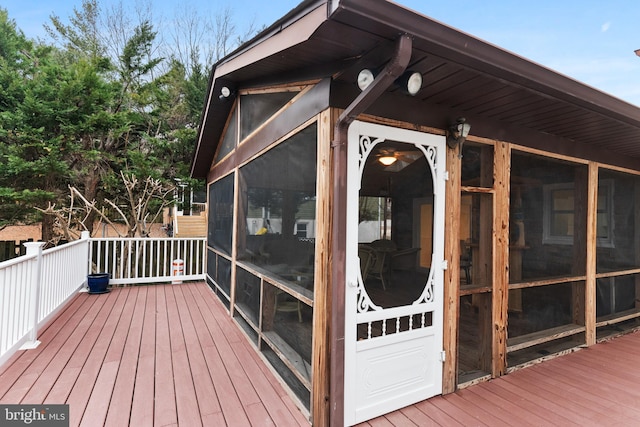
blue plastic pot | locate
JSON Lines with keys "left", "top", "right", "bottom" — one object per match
{"left": 87, "top": 273, "right": 110, "bottom": 294}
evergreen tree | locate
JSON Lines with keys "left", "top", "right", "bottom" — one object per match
{"left": 0, "top": 0, "right": 252, "bottom": 241}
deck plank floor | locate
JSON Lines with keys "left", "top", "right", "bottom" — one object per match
{"left": 363, "top": 330, "right": 640, "bottom": 426}
{"left": 3, "top": 282, "right": 640, "bottom": 426}
{"left": 0, "top": 283, "right": 308, "bottom": 426}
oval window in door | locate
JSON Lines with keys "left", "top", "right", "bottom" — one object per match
{"left": 357, "top": 140, "right": 435, "bottom": 309}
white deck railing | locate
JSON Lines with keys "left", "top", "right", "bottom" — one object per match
{"left": 89, "top": 237, "right": 206, "bottom": 284}
{"left": 0, "top": 234, "right": 206, "bottom": 366}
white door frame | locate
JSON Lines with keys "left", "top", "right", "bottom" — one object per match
{"left": 344, "top": 121, "right": 447, "bottom": 425}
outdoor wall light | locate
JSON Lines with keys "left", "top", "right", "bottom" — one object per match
{"left": 219, "top": 86, "right": 232, "bottom": 100}
{"left": 378, "top": 156, "right": 398, "bottom": 166}
{"left": 357, "top": 68, "right": 422, "bottom": 96}
{"left": 357, "top": 68, "right": 376, "bottom": 91}
{"left": 446, "top": 117, "right": 471, "bottom": 154}
{"left": 395, "top": 71, "right": 422, "bottom": 96}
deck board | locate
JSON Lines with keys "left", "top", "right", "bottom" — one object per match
{"left": 154, "top": 285, "right": 178, "bottom": 426}
{"left": 105, "top": 286, "right": 147, "bottom": 427}
{"left": 176, "top": 285, "right": 222, "bottom": 418}
{"left": 6, "top": 282, "right": 640, "bottom": 426}
{"left": 410, "top": 399, "right": 463, "bottom": 426}
{"left": 67, "top": 289, "right": 129, "bottom": 426}
{"left": 128, "top": 287, "right": 156, "bottom": 427}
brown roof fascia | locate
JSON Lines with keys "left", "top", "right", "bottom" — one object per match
{"left": 190, "top": 76, "right": 236, "bottom": 178}
{"left": 191, "top": 1, "right": 329, "bottom": 178}
{"left": 215, "top": 2, "right": 328, "bottom": 79}
{"left": 333, "top": 0, "right": 640, "bottom": 128}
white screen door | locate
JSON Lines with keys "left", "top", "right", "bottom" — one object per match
{"left": 344, "top": 121, "right": 446, "bottom": 425}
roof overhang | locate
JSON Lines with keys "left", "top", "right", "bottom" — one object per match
{"left": 191, "top": 0, "right": 640, "bottom": 178}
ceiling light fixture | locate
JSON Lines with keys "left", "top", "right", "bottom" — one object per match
{"left": 378, "top": 156, "right": 397, "bottom": 166}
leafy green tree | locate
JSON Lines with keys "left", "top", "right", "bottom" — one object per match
{"left": 0, "top": 11, "right": 70, "bottom": 237}
{"left": 1, "top": 0, "right": 254, "bottom": 241}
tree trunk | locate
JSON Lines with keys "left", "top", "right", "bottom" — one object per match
{"left": 82, "top": 168, "right": 101, "bottom": 236}
{"left": 41, "top": 213, "right": 55, "bottom": 247}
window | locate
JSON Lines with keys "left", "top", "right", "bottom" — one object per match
{"left": 239, "top": 91, "right": 298, "bottom": 141}
{"left": 216, "top": 106, "right": 238, "bottom": 162}
{"left": 207, "top": 173, "right": 235, "bottom": 256}
{"left": 236, "top": 123, "right": 317, "bottom": 284}
{"left": 543, "top": 180, "right": 614, "bottom": 247}
{"left": 295, "top": 222, "right": 308, "bottom": 238}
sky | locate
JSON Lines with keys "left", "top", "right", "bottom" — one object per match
{"left": 4, "top": 0, "right": 640, "bottom": 107}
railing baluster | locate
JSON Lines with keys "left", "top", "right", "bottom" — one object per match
{"left": 171, "top": 239, "right": 175, "bottom": 273}
{"left": 128, "top": 240, "right": 132, "bottom": 279}
{"left": 163, "top": 239, "right": 168, "bottom": 277}
{"left": 142, "top": 240, "right": 147, "bottom": 278}
{"left": 133, "top": 240, "right": 138, "bottom": 279}
{"left": 117, "top": 240, "right": 122, "bottom": 279}
{"left": 150, "top": 240, "right": 155, "bottom": 277}
{"left": 95, "top": 240, "right": 101, "bottom": 273}
{"left": 111, "top": 241, "right": 117, "bottom": 278}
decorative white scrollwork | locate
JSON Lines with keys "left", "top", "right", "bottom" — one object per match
{"left": 356, "top": 261, "right": 381, "bottom": 313}
{"left": 358, "top": 135, "right": 386, "bottom": 174}
{"left": 413, "top": 273, "right": 436, "bottom": 305}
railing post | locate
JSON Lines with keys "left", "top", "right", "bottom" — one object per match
{"left": 21, "top": 241, "right": 46, "bottom": 349}
{"left": 81, "top": 230, "right": 91, "bottom": 272}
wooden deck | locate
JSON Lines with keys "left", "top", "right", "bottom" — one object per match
{"left": 2, "top": 281, "right": 640, "bottom": 426}
{"left": 361, "top": 331, "right": 640, "bottom": 426}
{"left": 0, "top": 282, "right": 309, "bottom": 427}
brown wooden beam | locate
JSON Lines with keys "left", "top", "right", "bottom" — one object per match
{"left": 311, "top": 109, "right": 332, "bottom": 426}
{"left": 492, "top": 141, "right": 510, "bottom": 377}
{"left": 585, "top": 162, "right": 598, "bottom": 345}
{"left": 442, "top": 141, "right": 461, "bottom": 394}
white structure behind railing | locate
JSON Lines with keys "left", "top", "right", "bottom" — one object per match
{"left": 1, "top": 235, "right": 206, "bottom": 367}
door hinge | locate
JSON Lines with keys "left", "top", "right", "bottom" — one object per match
{"left": 444, "top": 171, "right": 449, "bottom": 181}
{"left": 440, "top": 351, "right": 446, "bottom": 362}
{"left": 441, "top": 260, "right": 448, "bottom": 270}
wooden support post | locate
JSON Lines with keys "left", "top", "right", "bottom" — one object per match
{"left": 492, "top": 141, "right": 510, "bottom": 377}
{"left": 442, "top": 138, "right": 461, "bottom": 394}
{"left": 311, "top": 109, "right": 332, "bottom": 426}
{"left": 585, "top": 162, "right": 598, "bottom": 346}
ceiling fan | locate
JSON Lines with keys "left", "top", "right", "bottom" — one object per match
{"left": 375, "top": 148, "right": 421, "bottom": 171}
